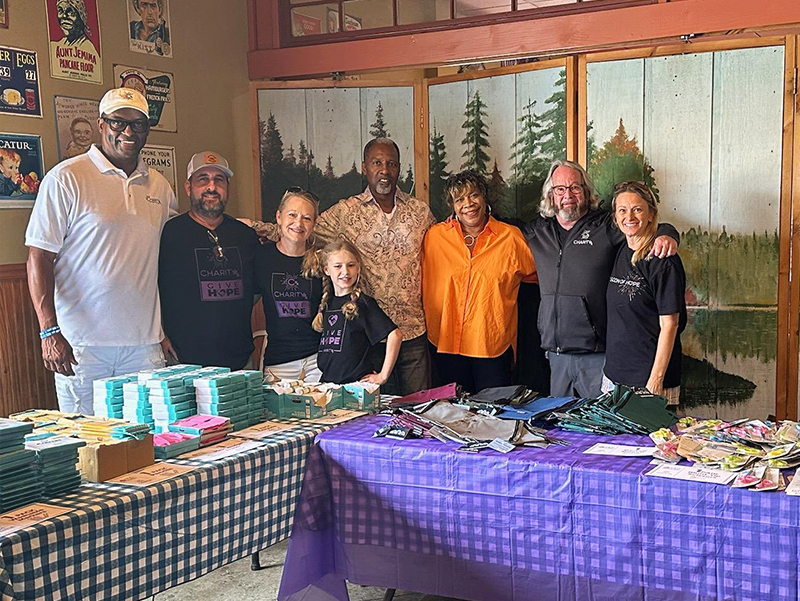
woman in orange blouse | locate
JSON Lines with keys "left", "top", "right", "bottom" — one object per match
{"left": 422, "top": 170, "right": 537, "bottom": 393}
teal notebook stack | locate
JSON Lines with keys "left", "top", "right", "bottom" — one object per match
{"left": 122, "top": 381, "right": 155, "bottom": 429}
{"left": 231, "top": 370, "right": 266, "bottom": 426}
{"left": 194, "top": 372, "right": 250, "bottom": 431}
{"left": 0, "top": 419, "right": 42, "bottom": 512}
{"left": 25, "top": 435, "right": 86, "bottom": 497}
{"left": 92, "top": 374, "right": 136, "bottom": 418}
{"left": 147, "top": 373, "right": 197, "bottom": 433}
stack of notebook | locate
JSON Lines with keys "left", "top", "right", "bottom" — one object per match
{"left": 122, "top": 381, "right": 155, "bottom": 429}
{"left": 194, "top": 373, "right": 250, "bottom": 431}
{"left": 153, "top": 432, "right": 201, "bottom": 459}
{"left": 231, "top": 370, "right": 266, "bottom": 426}
{"left": 70, "top": 417, "right": 150, "bottom": 441}
{"left": 147, "top": 374, "right": 197, "bottom": 433}
{"left": 552, "top": 385, "right": 677, "bottom": 435}
{"left": 25, "top": 435, "right": 86, "bottom": 497}
{"left": 0, "top": 419, "right": 42, "bottom": 511}
{"left": 169, "top": 414, "right": 231, "bottom": 447}
{"left": 92, "top": 375, "right": 136, "bottom": 418}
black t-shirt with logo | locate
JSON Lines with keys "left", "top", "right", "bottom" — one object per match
{"left": 318, "top": 293, "right": 397, "bottom": 384}
{"left": 159, "top": 213, "right": 257, "bottom": 369}
{"left": 604, "top": 245, "right": 687, "bottom": 389}
{"left": 254, "top": 241, "right": 322, "bottom": 367}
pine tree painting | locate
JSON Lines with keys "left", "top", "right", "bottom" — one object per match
{"left": 589, "top": 118, "right": 659, "bottom": 209}
{"left": 460, "top": 90, "right": 491, "bottom": 173}
{"left": 370, "top": 101, "right": 390, "bottom": 138}
{"left": 509, "top": 99, "right": 547, "bottom": 185}
{"left": 538, "top": 70, "right": 567, "bottom": 164}
{"left": 428, "top": 123, "right": 451, "bottom": 220}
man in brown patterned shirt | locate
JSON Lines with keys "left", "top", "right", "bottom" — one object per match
{"left": 314, "top": 138, "right": 436, "bottom": 395}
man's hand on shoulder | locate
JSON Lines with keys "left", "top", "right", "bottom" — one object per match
{"left": 649, "top": 235, "right": 678, "bottom": 259}
{"left": 41, "top": 333, "right": 77, "bottom": 376}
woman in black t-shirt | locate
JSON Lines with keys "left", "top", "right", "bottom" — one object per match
{"left": 254, "top": 189, "right": 323, "bottom": 382}
{"left": 603, "top": 181, "right": 686, "bottom": 405}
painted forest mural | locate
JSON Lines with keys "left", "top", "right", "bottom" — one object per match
{"left": 256, "top": 87, "right": 415, "bottom": 219}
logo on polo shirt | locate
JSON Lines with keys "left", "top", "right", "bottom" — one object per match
{"left": 145, "top": 195, "right": 162, "bottom": 205}
{"left": 573, "top": 228, "right": 593, "bottom": 246}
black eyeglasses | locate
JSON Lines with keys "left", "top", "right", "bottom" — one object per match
{"left": 101, "top": 116, "right": 149, "bottom": 133}
{"left": 206, "top": 230, "right": 225, "bottom": 260}
{"left": 286, "top": 186, "right": 320, "bottom": 203}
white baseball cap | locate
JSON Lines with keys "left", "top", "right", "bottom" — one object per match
{"left": 98, "top": 88, "right": 149, "bottom": 118}
{"left": 187, "top": 151, "right": 234, "bottom": 180}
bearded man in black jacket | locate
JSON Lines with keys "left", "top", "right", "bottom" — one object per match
{"left": 524, "top": 160, "right": 679, "bottom": 399}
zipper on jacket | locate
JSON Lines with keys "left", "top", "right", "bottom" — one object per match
{"left": 554, "top": 243, "right": 563, "bottom": 354}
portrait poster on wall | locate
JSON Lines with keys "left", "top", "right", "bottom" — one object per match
{"left": 127, "top": 0, "right": 172, "bottom": 58}
{"left": 0, "top": 46, "right": 41, "bottom": 118}
{"left": 113, "top": 64, "right": 177, "bottom": 132}
{"left": 54, "top": 96, "right": 99, "bottom": 162}
{"left": 0, "top": 133, "right": 44, "bottom": 208}
{"left": 140, "top": 145, "right": 177, "bottom": 193}
{"left": 0, "top": 0, "right": 8, "bottom": 29}
{"left": 45, "top": 0, "right": 102, "bottom": 85}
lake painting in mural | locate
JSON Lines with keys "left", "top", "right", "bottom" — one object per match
{"left": 256, "top": 86, "right": 414, "bottom": 219}
{"left": 587, "top": 46, "right": 784, "bottom": 419}
{"left": 428, "top": 66, "right": 567, "bottom": 222}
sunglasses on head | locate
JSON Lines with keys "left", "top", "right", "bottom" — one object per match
{"left": 286, "top": 186, "right": 320, "bottom": 203}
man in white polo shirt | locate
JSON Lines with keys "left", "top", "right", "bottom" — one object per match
{"left": 26, "top": 88, "right": 177, "bottom": 414}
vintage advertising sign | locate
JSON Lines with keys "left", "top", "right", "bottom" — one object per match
{"left": 140, "top": 144, "right": 177, "bottom": 192}
{"left": 0, "top": 46, "right": 41, "bottom": 118}
{"left": 0, "top": 132, "right": 44, "bottom": 208}
{"left": 54, "top": 96, "right": 99, "bottom": 162}
{"left": 45, "top": 0, "right": 102, "bottom": 85}
{"left": 113, "top": 64, "right": 177, "bottom": 132}
{"left": 126, "top": 0, "right": 172, "bottom": 58}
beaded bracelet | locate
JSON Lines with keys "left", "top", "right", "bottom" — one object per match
{"left": 39, "top": 325, "right": 61, "bottom": 340}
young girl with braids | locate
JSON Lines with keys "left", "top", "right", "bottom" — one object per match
{"left": 313, "top": 240, "right": 402, "bottom": 385}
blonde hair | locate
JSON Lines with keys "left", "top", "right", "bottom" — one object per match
{"left": 276, "top": 188, "right": 321, "bottom": 279}
{"left": 611, "top": 181, "right": 659, "bottom": 265}
{"left": 540, "top": 160, "right": 601, "bottom": 218}
{"left": 311, "top": 239, "right": 367, "bottom": 332}
{"left": 0, "top": 149, "right": 21, "bottom": 166}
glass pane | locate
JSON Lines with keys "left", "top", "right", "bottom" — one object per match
{"left": 398, "top": 0, "right": 451, "bottom": 25}
{"left": 290, "top": 5, "right": 338, "bottom": 36}
{"left": 517, "top": 0, "right": 579, "bottom": 8}
{"left": 455, "top": 0, "right": 512, "bottom": 18}
{"left": 343, "top": 0, "right": 393, "bottom": 30}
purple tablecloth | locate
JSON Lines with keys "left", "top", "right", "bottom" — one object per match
{"left": 279, "top": 415, "right": 800, "bottom": 601}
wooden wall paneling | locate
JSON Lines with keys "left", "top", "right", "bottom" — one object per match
{"left": 786, "top": 35, "right": 800, "bottom": 421}
{"left": 415, "top": 79, "right": 430, "bottom": 204}
{"left": 0, "top": 264, "right": 57, "bottom": 417}
{"left": 577, "top": 54, "right": 588, "bottom": 167}
{"left": 565, "top": 55, "right": 578, "bottom": 162}
{"left": 248, "top": 0, "right": 800, "bottom": 79}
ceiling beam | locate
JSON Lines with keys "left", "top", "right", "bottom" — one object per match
{"left": 248, "top": 0, "right": 800, "bottom": 79}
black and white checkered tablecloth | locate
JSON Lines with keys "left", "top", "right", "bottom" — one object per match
{"left": 0, "top": 421, "right": 330, "bottom": 601}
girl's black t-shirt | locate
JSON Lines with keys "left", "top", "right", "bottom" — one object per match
{"left": 317, "top": 292, "right": 396, "bottom": 384}
{"left": 254, "top": 242, "right": 322, "bottom": 367}
{"left": 604, "top": 245, "right": 687, "bottom": 389}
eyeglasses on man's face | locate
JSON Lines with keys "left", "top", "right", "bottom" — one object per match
{"left": 102, "top": 116, "right": 150, "bottom": 134}
{"left": 552, "top": 184, "right": 584, "bottom": 197}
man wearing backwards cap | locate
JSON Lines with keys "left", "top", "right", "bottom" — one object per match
{"left": 26, "top": 88, "right": 177, "bottom": 415}
{"left": 158, "top": 152, "right": 258, "bottom": 369}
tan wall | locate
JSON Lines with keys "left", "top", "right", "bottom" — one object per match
{"left": 0, "top": 0, "right": 253, "bottom": 265}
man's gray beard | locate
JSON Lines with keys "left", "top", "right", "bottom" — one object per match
{"left": 191, "top": 196, "right": 225, "bottom": 219}
{"left": 557, "top": 205, "right": 583, "bottom": 222}
{"left": 374, "top": 181, "right": 393, "bottom": 196}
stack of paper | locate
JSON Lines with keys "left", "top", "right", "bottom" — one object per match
{"left": 230, "top": 370, "right": 266, "bottom": 426}
{"left": 70, "top": 416, "right": 150, "bottom": 441}
{"left": 169, "top": 414, "right": 232, "bottom": 447}
{"left": 0, "top": 418, "right": 42, "bottom": 511}
{"left": 92, "top": 375, "right": 136, "bottom": 418}
{"left": 194, "top": 373, "right": 250, "bottom": 431}
{"left": 153, "top": 432, "right": 200, "bottom": 459}
{"left": 25, "top": 436, "right": 86, "bottom": 497}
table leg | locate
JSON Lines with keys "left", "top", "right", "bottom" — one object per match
{"left": 382, "top": 589, "right": 396, "bottom": 601}
{"left": 250, "top": 552, "right": 264, "bottom": 571}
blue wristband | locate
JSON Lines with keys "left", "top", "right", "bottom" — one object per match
{"left": 40, "top": 326, "right": 61, "bottom": 339}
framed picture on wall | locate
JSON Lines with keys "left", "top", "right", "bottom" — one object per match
{"left": 0, "top": 0, "right": 8, "bottom": 29}
{"left": 140, "top": 144, "right": 177, "bottom": 193}
{"left": 44, "top": 0, "right": 103, "bottom": 85}
{"left": 54, "top": 96, "right": 99, "bottom": 162}
{"left": 113, "top": 64, "right": 177, "bottom": 132}
{"left": 0, "top": 133, "right": 44, "bottom": 208}
{"left": 127, "top": 0, "right": 172, "bottom": 58}
{"left": 0, "top": 46, "right": 42, "bottom": 118}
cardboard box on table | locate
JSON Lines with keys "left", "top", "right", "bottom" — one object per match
{"left": 78, "top": 434, "right": 155, "bottom": 482}
{"left": 342, "top": 384, "right": 380, "bottom": 411}
{"left": 281, "top": 388, "right": 342, "bottom": 419}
